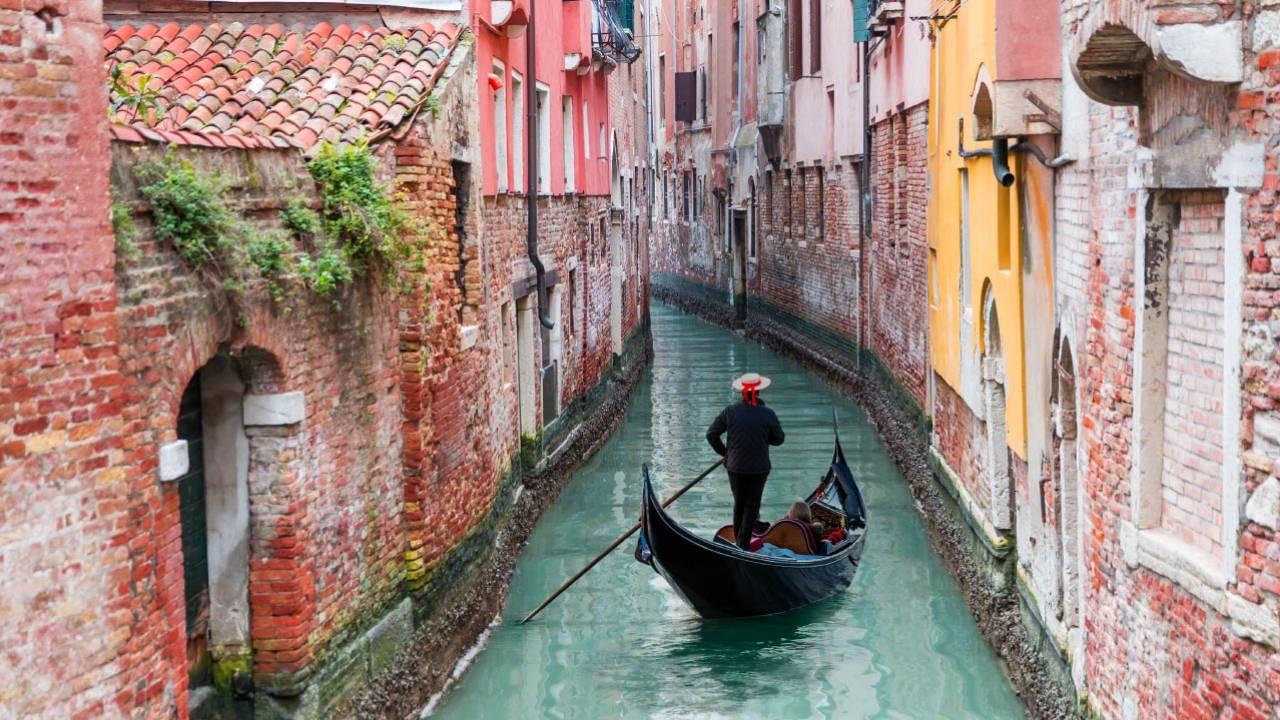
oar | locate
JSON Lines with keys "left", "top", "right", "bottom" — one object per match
{"left": 519, "top": 458, "right": 725, "bottom": 624}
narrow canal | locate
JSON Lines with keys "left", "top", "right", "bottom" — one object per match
{"left": 433, "top": 304, "right": 1024, "bottom": 719}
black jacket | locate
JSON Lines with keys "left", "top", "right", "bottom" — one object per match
{"left": 706, "top": 399, "right": 785, "bottom": 474}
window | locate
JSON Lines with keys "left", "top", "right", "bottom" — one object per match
{"left": 561, "top": 95, "right": 575, "bottom": 193}
{"left": 683, "top": 171, "right": 690, "bottom": 221}
{"left": 598, "top": 122, "right": 606, "bottom": 159}
{"left": 536, "top": 84, "right": 550, "bottom": 194}
{"left": 816, "top": 167, "right": 825, "bottom": 242}
{"left": 511, "top": 72, "right": 523, "bottom": 192}
{"left": 929, "top": 249, "right": 939, "bottom": 307}
{"left": 698, "top": 68, "right": 707, "bottom": 120}
{"left": 492, "top": 61, "right": 507, "bottom": 193}
{"left": 732, "top": 23, "right": 740, "bottom": 113}
{"left": 568, "top": 268, "right": 578, "bottom": 337}
{"left": 658, "top": 54, "right": 667, "bottom": 128}
{"left": 583, "top": 100, "right": 591, "bottom": 159}
{"left": 809, "top": 0, "right": 821, "bottom": 74}
{"left": 789, "top": 0, "right": 803, "bottom": 80}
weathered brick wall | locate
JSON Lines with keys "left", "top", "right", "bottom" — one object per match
{"left": 108, "top": 140, "right": 406, "bottom": 705}
{"left": 754, "top": 162, "right": 862, "bottom": 340}
{"left": 933, "top": 374, "right": 990, "bottom": 515}
{"left": 479, "top": 194, "right": 617, "bottom": 419}
{"left": 867, "top": 106, "right": 929, "bottom": 407}
{"left": 0, "top": 0, "right": 126, "bottom": 716}
{"left": 1053, "top": 1, "right": 1280, "bottom": 715}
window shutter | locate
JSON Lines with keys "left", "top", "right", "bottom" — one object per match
{"left": 853, "top": 0, "right": 871, "bottom": 42}
{"left": 674, "top": 71, "right": 697, "bottom": 123}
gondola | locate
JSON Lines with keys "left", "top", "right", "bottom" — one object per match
{"left": 635, "top": 421, "right": 867, "bottom": 618}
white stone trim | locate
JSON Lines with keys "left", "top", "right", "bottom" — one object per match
{"left": 1221, "top": 189, "right": 1245, "bottom": 578}
{"left": 460, "top": 324, "right": 481, "bottom": 351}
{"left": 1126, "top": 522, "right": 1279, "bottom": 648}
{"left": 158, "top": 440, "right": 189, "bottom": 482}
{"left": 243, "top": 391, "right": 306, "bottom": 426}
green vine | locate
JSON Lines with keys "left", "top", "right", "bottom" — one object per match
{"left": 126, "top": 141, "right": 427, "bottom": 317}
{"left": 135, "top": 153, "right": 240, "bottom": 270}
{"left": 109, "top": 64, "right": 165, "bottom": 126}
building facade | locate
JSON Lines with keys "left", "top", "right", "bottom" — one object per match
{"left": 1, "top": 1, "right": 655, "bottom": 718}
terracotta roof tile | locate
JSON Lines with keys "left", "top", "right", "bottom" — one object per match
{"left": 107, "top": 20, "right": 462, "bottom": 150}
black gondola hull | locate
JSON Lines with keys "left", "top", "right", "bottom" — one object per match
{"left": 639, "top": 432, "right": 868, "bottom": 618}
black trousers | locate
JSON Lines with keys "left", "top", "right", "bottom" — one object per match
{"left": 729, "top": 472, "right": 768, "bottom": 550}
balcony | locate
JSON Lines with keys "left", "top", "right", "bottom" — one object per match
{"left": 870, "top": 0, "right": 903, "bottom": 25}
{"left": 592, "top": 0, "right": 641, "bottom": 65}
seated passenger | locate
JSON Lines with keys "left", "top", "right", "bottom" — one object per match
{"left": 782, "top": 501, "right": 823, "bottom": 550}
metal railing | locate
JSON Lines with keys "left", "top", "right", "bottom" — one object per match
{"left": 592, "top": 0, "right": 642, "bottom": 64}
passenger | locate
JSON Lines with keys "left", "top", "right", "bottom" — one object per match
{"left": 706, "top": 372, "right": 786, "bottom": 550}
{"left": 783, "top": 501, "right": 823, "bottom": 551}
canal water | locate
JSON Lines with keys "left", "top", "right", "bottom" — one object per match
{"left": 433, "top": 304, "right": 1024, "bottom": 719}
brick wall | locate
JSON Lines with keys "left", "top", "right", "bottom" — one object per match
{"left": 867, "top": 106, "right": 929, "bottom": 407}
{"left": 0, "top": 0, "right": 125, "bottom": 716}
{"left": 107, "top": 141, "right": 406, "bottom": 707}
{"left": 754, "top": 162, "right": 862, "bottom": 340}
{"left": 1053, "top": 1, "right": 1280, "bottom": 715}
{"left": 933, "top": 374, "right": 990, "bottom": 514}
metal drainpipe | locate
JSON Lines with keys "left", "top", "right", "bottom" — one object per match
{"left": 527, "top": 0, "right": 554, "bottom": 330}
{"left": 858, "top": 36, "right": 875, "bottom": 370}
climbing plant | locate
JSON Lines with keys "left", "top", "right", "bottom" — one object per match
{"left": 127, "top": 141, "right": 429, "bottom": 316}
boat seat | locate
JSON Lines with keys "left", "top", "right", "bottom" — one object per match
{"left": 757, "top": 519, "right": 817, "bottom": 555}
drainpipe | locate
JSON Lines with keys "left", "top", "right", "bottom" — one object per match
{"left": 859, "top": 35, "right": 881, "bottom": 371}
{"left": 991, "top": 138, "right": 1014, "bottom": 188}
{"left": 527, "top": 0, "right": 554, "bottom": 329}
{"left": 956, "top": 118, "right": 1017, "bottom": 187}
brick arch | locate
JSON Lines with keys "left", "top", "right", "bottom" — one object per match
{"left": 165, "top": 339, "right": 289, "bottom": 431}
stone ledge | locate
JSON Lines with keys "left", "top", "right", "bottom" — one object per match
{"left": 928, "top": 446, "right": 1013, "bottom": 559}
{"left": 158, "top": 440, "right": 189, "bottom": 482}
{"left": 1126, "top": 523, "right": 1279, "bottom": 648}
{"left": 244, "top": 392, "right": 306, "bottom": 427}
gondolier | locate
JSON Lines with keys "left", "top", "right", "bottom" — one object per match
{"left": 706, "top": 372, "right": 786, "bottom": 550}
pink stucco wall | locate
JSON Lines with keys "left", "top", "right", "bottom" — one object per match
{"left": 868, "top": 0, "right": 930, "bottom": 124}
{"left": 791, "top": 0, "right": 863, "bottom": 162}
{"left": 473, "top": 0, "right": 613, "bottom": 197}
{"left": 995, "top": 0, "right": 1060, "bottom": 81}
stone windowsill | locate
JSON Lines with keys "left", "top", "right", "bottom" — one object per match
{"left": 1123, "top": 522, "right": 1279, "bottom": 648}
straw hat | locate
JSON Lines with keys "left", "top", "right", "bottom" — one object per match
{"left": 731, "top": 372, "right": 772, "bottom": 392}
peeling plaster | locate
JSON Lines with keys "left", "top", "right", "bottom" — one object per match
{"left": 1155, "top": 22, "right": 1244, "bottom": 84}
{"left": 1212, "top": 141, "right": 1265, "bottom": 189}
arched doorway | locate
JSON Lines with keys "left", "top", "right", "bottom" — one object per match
{"left": 172, "top": 354, "right": 253, "bottom": 714}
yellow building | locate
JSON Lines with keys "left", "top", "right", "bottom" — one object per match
{"left": 925, "top": 0, "right": 1061, "bottom": 539}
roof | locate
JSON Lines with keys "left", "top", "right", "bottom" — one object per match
{"left": 105, "top": 21, "right": 463, "bottom": 149}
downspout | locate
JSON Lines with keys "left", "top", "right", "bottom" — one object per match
{"left": 858, "top": 36, "right": 878, "bottom": 370}
{"left": 527, "top": 0, "right": 554, "bottom": 329}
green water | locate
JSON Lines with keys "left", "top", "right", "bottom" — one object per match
{"left": 433, "top": 305, "right": 1024, "bottom": 720}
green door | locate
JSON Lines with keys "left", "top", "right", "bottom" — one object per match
{"left": 176, "top": 375, "right": 211, "bottom": 686}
